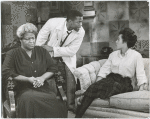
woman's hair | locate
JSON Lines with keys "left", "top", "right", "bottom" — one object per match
{"left": 66, "top": 10, "right": 83, "bottom": 21}
{"left": 119, "top": 28, "right": 137, "bottom": 48}
{"left": 16, "top": 23, "right": 38, "bottom": 40}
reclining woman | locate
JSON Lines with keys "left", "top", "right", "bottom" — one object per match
{"left": 2, "top": 23, "right": 67, "bottom": 118}
{"left": 75, "top": 28, "right": 148, "bottom": 118}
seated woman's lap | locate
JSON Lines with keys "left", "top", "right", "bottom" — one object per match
{"left": 16, "top": 88, "right": 67, "bottom": 118}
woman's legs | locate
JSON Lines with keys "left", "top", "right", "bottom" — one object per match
{"left": 75, "top": 73, "right": 133, "bottom": 118}
{"left": 75, "top": 96, "right": 94, "bottom": 118}
{"left": 17, "top": 89, "right": 67, "bottom": 118}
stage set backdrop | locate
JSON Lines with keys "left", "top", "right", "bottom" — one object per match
{"left": 1, "top": 1, "right": 149, "bottom": 67}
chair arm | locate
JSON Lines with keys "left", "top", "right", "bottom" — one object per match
{"left": 7, "top": 77, "right": 16, "bottom": 91}
{"left": 5, "top": 77, "right": 16, "bottom": 117}
{"left": 54, "top": 72, "right": 67, "bottom": 103}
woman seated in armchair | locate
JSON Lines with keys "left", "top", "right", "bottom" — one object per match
{"left": 2, "top": 23, "right": 67, "bottom": 118}
{"left": 75, "top": 28, "right": 148, "bottom": 118}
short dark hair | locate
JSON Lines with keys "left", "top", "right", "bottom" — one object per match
{"left": 119, "top": 28, "right": 137, "bottom": 48}
{"left": 67, "top": 10, "right": 83, "bottom": 21}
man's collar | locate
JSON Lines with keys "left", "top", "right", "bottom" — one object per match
{"left": 64, "top": 21, "right": 68, "bottom": 32}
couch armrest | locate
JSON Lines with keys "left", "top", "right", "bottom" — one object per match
{"left": 74, "top": 60, "right": 107, "bottom": 90}
{"left": 74, "top": 67, "right": 91, "bottom": 90}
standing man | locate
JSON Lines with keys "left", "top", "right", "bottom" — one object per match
{"left": 36, "top": 10, "right": 85, "bottom": 112}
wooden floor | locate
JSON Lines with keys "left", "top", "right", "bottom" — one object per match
{"left": 2, "top": 112, "right": 75, "bottom": 118}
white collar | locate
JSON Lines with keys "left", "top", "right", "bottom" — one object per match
{"left": 64, "top": 21, "right": 68, "bottom": 32}
{"left": 118, "top": 48, "right": 131, "bottom": 58}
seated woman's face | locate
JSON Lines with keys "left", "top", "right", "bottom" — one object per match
{"left": 116, "top": 34, "right": 126, "bottom": 50}
{"left": 20, "top": 32, "right": 36, "bottom": 50}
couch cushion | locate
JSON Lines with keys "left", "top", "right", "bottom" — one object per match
{"left": 84, "top": 107, "right": 149, "bottom": 118}
{"left": 90, "top": 98, "right": 110, "bottom": 108}
{"left": 110, "top": 91, "right": 150, "bottom": 112}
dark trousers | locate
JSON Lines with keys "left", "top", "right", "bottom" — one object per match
{"left": 75, "top": 73, "right": 133, "bottom": 118}
{"left": 53, "top": 58, "right": 76, "bottom": 110}
{"left": 65, "top": 65, "right": 76, "bottom": 110}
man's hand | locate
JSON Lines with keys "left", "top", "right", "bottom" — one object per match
{"left": 33, "top": 77, "right": 45, "bottom": 88}
{"left": 139, "top": 83, "right": 148, "bottom": 91}
{"left": 42, "top": 45, "right": 53, "bottom": 52}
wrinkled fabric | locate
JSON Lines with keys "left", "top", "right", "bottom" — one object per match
{"left": 2, "top": 46, "right": 57, "bottom": 92}
{"left": 98, "top": 49, "right": 147, "bottom": 86}
{"left": 16, "top": 87, "right": 67, "bottom": 118}
{"left": 75, "top": 73, "right": 133, "bottom": 118}
{"left": 84, "top": 73, "right": 133, "bottom": 99}
{"left": 2, "top": 46, "right": 67, "bottom": 118}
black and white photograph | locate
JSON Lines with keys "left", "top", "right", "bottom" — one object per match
{"left": 1, "top": 1, "right": 149, "bottom": 118}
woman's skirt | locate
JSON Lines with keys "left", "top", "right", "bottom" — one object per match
{"left": 84, "top": 73, "right": 133, "bottom": 99}
{"left": 16, "top": 81, "right": 67, "bottom": 118}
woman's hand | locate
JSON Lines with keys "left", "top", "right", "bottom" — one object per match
{"left": 96, "top": 76, "right": 103, "bottom": 82}
{"left": 28, "top": 77, "right": 36, "bottom": 84}
{"left": 139, "top": 83, "right": 148, "bottom": 91}
{"left": 33, "top": 77, "right": 45, "bottom": 88}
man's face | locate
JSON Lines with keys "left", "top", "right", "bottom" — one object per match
{"left": 70, "top": 16, "right": 83, "bottom": 31}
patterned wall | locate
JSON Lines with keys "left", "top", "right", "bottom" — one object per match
{"left": 1, "top": 1, "right": 149, "bottom": 66}
{"left": 76, "top": 1, "right": 149, "bottom": 66}
{"left": 1, "top": 1, "right": 37, "bottom": 48}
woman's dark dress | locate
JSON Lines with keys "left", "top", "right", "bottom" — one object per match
{"left": 2, "top": 46, "right": 67, "bottom": 118}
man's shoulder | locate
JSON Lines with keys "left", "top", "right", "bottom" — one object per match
{"left": 47, "top": 17, "right": 66, "bottom": 23}
{"left": 45, "top": 18, "right": 66, "bottom": 29}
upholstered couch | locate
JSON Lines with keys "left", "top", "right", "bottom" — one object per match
{"left": 74, "top": 58, "right": 149, "bottom": 118}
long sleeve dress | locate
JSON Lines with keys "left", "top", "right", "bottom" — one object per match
{"left": 2, "top": 46, "right": 67, "bottom": 118}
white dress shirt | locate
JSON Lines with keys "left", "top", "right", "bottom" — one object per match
{"left": 97, "top": 49, "right": 147, "bottom": 86}
{"left": 61, "top": 21, "right": 72, "bottom": 42}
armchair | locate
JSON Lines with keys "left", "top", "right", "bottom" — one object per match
{"left": 2, "top": 39, "right": 68, "bottom": 118}
{"left": 2, "top": 73, "right": 67, "bottom": 118}
{"left": 74, "top": 58, "right": 149, "bottom": 118}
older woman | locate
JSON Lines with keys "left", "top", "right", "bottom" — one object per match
{"left": 75, "top": 28, "right": 148, "bottom": 118}
{"left": 2, "top": 23, "right": 67, "bottom": 118}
